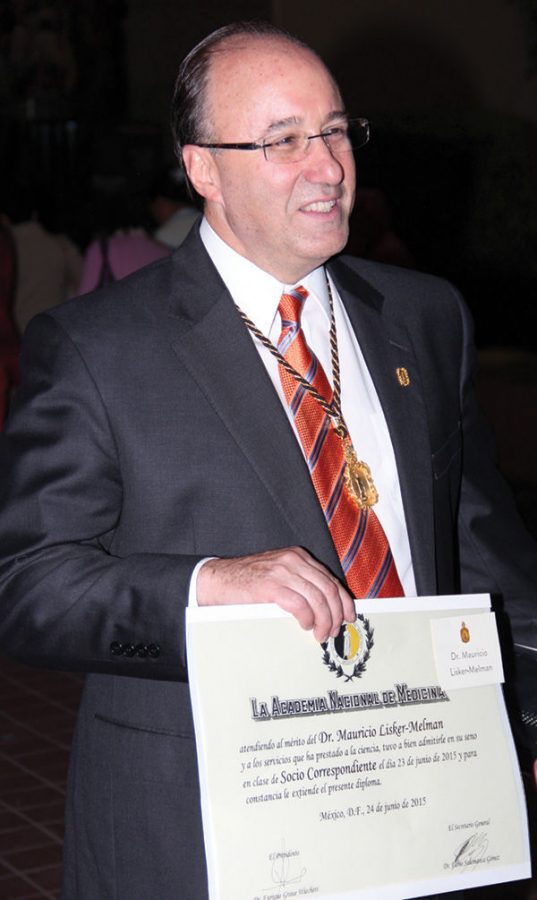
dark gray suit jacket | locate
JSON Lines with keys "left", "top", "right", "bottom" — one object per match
{"left": 0, "top": 227, "right": 535, "bottom": 898}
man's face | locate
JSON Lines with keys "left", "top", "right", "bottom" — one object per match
{"left": 184, "top": 38, "right": 356, "bottom": 283}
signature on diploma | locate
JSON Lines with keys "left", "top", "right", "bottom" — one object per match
{"left": 451, "top": 832, "right": 490, "bottom": 872}
{"left": 264, "top": 841, "right": 307, "bottom": 890}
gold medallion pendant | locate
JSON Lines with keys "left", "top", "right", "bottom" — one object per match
{"left": 344, "top": 444, "right": 379, "bottom": 510}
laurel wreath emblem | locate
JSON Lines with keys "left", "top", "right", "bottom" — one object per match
{"left": 321, "top": 615, "right": 374, "bottom": 682}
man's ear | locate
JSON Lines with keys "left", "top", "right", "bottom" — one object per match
{"left": 181, "top": 146, "right": 221, "bottom": 203}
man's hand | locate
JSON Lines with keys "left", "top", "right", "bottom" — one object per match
{"left": 196, "top": 547, "right": 355, "bottom": 643}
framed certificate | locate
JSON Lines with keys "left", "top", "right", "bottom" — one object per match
{"left": 187, "top": 594, "right": 530, "bottom": 899}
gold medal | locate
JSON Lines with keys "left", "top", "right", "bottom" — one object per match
{"left": 343, "top": 444, "right": 379, "bottom": 510}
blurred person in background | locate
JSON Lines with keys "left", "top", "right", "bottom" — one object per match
{"left": 3, "top": 180, "right": 82, "bottom": 334}
{"left": 149, "top": 163, "right": 201, "bottom": 249}
{"left": 78, "top": 175, "right": 169, "bottom": 294}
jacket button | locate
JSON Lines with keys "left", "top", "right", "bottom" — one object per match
{"left": 123, "top": 643, "right": 136, "bottom": 657}
{"left": 110, "top": 641, "right": 123, "bottom": 655}
{"left": 148, "top": 643, "right": 161, "bottom": 658}
{"left": 136, "top": 644, "right": 149, "bottom": 658}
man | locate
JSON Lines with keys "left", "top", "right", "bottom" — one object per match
{"left": 0, "top": 21, "right": 535, "bottom": 899}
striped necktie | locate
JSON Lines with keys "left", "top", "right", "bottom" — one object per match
{"left": 277, "top": 286, "right": 404, "bottom": 598}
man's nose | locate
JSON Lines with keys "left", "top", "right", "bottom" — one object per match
{"left": 303, "top": 135, "right": 346, "bottom": 183}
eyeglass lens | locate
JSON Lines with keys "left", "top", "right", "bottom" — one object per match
{"left": 264, "top": 119, "right": 369, "bottom": 162}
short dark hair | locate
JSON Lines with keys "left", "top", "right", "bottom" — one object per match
{"left": 170, "top": 20, "right": 311, "bottom": 187}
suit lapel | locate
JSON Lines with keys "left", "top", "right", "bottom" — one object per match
{"left": 329, "top": 259, "right": 437, "bottom": 595}
{"left": 164, "top": 233, "right": 342, "bottom": 575}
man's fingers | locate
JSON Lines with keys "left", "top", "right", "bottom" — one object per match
{"left": 276, "top": 573, "right": 340, "bottom": 641}
{"left": 197, "top": 546, "right": 354, "bottom": 642}
{"left": 271, "top": 548, "right": 357, "bottom": 639}
{"left": 285, "top": 549, "right": 357, "bottom": 633}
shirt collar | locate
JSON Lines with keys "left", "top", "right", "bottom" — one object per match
{"left": 200, "top": 217, "right": 331, "bottom": 336}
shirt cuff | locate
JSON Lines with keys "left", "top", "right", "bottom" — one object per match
{"left": 188, "top": 557, "right": 218, "bottom": 607}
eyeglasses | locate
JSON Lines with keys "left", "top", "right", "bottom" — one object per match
{"left": 194, "top": 117, "right": 369, "bottom": 164}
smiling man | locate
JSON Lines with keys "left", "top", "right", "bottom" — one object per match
{"left": 181, "top": 35, "right": 356, "bottom": 282}
{"left": 0, "top": 20, "right": 536, "bottom": 900}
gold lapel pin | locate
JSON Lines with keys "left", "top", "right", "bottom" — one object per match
{"left": 396, "top": 367, "right": 410, "bottom": 387}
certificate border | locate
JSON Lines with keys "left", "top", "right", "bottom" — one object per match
{"left": 187, "top": 592, "right": 492, "bottom": 623}
{"left": 187, "top": 593, "right": 530, "bottom": 899}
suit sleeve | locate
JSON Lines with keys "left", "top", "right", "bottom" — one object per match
{"left": 0, "top": 313, "right": 202, "bottom": 681}
{"left": 454, "top": 288, "right": 537, "bottom": 656}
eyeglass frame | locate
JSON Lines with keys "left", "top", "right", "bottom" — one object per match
{"left": 191, "top": 117, "right": 370, "bottom": 163}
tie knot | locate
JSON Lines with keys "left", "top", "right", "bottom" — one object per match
{"left": 278, "top": 285, "right": 309, "bottom": 330}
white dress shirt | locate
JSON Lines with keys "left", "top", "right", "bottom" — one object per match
{"left": 190, "top": 218, "right": 416, "bottom": 600}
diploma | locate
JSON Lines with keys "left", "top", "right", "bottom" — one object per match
{"left": 186, "top": 595, "right": 530, "bottom": 899}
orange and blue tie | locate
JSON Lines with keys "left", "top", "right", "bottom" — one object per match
{"left": 278, "top": 286, "right": 404, "bottom": 598}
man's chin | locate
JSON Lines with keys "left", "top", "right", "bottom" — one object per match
{"left": 307, "top": 230, "right": 350, "bottom": 264}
